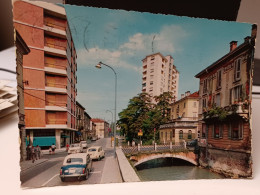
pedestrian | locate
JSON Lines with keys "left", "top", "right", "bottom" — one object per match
{"left": 31, "top": 146, "right": 36, "bottom": 163}
{"left": 29, "top": 145, "right": 32, "bottom": 160}
{"left": 26, "top": 145, "right": 30, "bottom": 160}
{"left": 66, "top": 143, "right": 69, "bottom": 152}
{"left": 49, "top": 147, "right": 52, "bottom": 154}
{"left": 35, "top": 145, "right": 41, "bottom": 159}
{"left": 51, "top": 143, "right": 56, "bottom": 154}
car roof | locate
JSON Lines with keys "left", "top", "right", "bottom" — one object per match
{"left": 88, "top": 146, "right": 101, "bottom": 149}
{"left": 63, "top": 153, "right": 89, "bottom": 165}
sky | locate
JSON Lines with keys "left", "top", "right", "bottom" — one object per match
{"left": 62, "top": 4, "right": 252, "bottom": 123}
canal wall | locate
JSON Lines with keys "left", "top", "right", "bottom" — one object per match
{"left": 199, "top": 147, "right": 252, "bottom": 178}
{"left": 116, "top": 148, "right": 141, "bottom": 182}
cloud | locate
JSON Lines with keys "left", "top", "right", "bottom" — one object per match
{"left": 77, "top": 24, "right": 188, "bottom": 73}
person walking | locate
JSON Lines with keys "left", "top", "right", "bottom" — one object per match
{"left": 31, "top": 146, "right": 36, "bottom": 163}
{"left": 51, "top": 143, "right": 56, "bottom": 154}
{"left": 35, "top": 145, "right": 41, "bottom": 160}
{"left": 26, "top": 145, "right": 30, "bottom": 160}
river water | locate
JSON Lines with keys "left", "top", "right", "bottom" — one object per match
{"left": 136, "top": 158, "right": 225, "bottom": 181}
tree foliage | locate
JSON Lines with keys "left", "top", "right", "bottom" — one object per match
{"left": 117, "top": 92, "right": 173, "bottom": 142}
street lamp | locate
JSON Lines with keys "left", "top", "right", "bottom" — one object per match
{"left": 95, "top": 61, "right": 117, "bottom": 158}
{"left": 106, "top": 110, "right": 113, "bottom": 137}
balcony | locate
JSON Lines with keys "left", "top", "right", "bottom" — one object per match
{"left": 44, "top": 37, "right": 67, "bottom": 57}
{"left": 44, "top": 16, "right": 66, "bottom": 31}
{"left": 45, "top": 82, "right": 67, "bottom": 94}
{"left": 46, "top": 119, "right": 67, "bottom": 128}
{"left": 45, "top": 63, "right": 67, "bottom": 76}
{"left": 46, "top": 101, "right": 67, "bottom": 111}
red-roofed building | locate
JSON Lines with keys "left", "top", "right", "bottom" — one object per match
{"left": 91, "top": 118, "right": 109, "bottom": 139}
{"left": 159, "top": 91, "right": 199, "bottom": 144}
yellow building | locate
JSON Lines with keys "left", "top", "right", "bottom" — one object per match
{"left": 159, "top": 91, "right": 199, "bottom": 144}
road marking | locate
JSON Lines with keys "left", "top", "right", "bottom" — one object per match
{"left": 41, "top": 174, "right": 59, "bottom": 187}
{"left": 91, "top": 171, "right": 102, "bottom": 174}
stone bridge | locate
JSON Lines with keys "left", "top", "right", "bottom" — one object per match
{"left": 122, "top": 144, "right": 198, "bottom": 167}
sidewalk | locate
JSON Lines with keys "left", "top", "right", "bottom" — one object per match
{"left": 20, "top": 158, "right": 48, "bottom": 172}
{"left": 100, "top": 156, "right": 123, "bottom": 184}
{"left": 20, "top": 147, "right": 66, "bottom": 172}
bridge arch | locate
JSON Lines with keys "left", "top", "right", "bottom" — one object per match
{"left": 133, "top": 153, "right": 197, "bottom": 167}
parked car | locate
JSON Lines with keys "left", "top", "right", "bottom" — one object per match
{"left": 186, "top": 139, "right": 198, "bottom": 147}
{"left": 80, "top": 141, "right": 88, "bottom": 149}
{"left": 67, "top": 143, "right": 83, "bottom": 154}
{"left": 91, "top": 136, "right": 98, "bottom": 141}
{"left": 87, "top": 146, "right": 105, "bottom": 160}
{"left": 60, "top": 153, "right": 92, "bottom": 182}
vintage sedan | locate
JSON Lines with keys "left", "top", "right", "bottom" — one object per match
{"left": 60, "top": 153, "right": 92, "bottom": 182}
{"left": 67, "top": 143, "right": 83, "bottom": 154}
{"left": 87, "top": 146, "right": 105, "bottom": 160}
{"left": 80, "top": 141, "right": 88, "bottom": 149}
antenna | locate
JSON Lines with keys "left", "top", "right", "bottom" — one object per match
{"left": 152, "top": 35, "right": 156, "bottom": 53}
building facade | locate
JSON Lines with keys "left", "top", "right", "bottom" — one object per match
{"left": 15, "top": 30, "right": 30, "bottom": 161}
{"left": 142, "top": 53, "right": 179, "bottom": 102}
{"left": 159, "top": 91, "right": 199, "bottom": 144}
{"left": 90, "top": 118, "right": 109, "bottom": 139}
{"left": 76, "top": 101, "right": 85, "bottom": 141}
{"left": 83, "top": 112, "right": 92, "bottom": 139}
{"left": 13, "top": 0, "right": 77, "bottom": 149}
{"left": 195, "top": 25, "right": 256, "bottom": 177}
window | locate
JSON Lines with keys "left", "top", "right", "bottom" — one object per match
{"left": 213, "top": 123, "right": 223, "bottom": 138}
{"left": 203, "top": 79, "right": 208, "bottom": 94}
{"left": 150, "top": 75, "right": 154, "bottom": 79}
{"left": 161, "top": 132, "right": 163, "bottom": 139}
{"left": 202, "top": 124, "right": 206, "bottom": 138}
{"left": 215, "top": 93, "right": 221, "bottom": 107}
{"left": 234, "top": 58, "right": 241, "bottom": 82}
{"left": 216, "top": 70, "right": 222, "bottom": 89}
{"left": 170, "top": 131, "right": 173, "bottom": 140}
{"left": 184, "top": 102, "right": 186, "bottom": 108}
{"left": 230, "top": 85, "right": 243, "bottom": 103}
{"left": 179, "top": 130, "right": 183, "bottom": 139}
{"left": 150, "top": 69, "right": 154, "bottom": 73}
{"left": 165, "top": 132, "right": 167, "bottom": 140}
{"left": 193, "top": 101, "right": 197, "bottom": 108}
{"left": 229, "top": 121, "right": 243, "bottom": 139}
{"left": 202, "top": 98, "right": 207, "bottom": 108}
{"left": 188, "top": 130, "right": 192, "bottom": 139}
{"left": 150, "top": 81, "right": 153, "bottom": 85}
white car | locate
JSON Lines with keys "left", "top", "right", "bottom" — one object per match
{"left": 80, "top": 141, "right": 88, "bottom": 149}
{"left": 87, "top": 146, "right": 105, "bottom": 160}
{"left": 68, "top": 143, "right": 83, "bottom": 154}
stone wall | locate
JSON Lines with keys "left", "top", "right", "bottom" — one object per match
{"left": 199, "top": 147, "right": 252, "bottom": 178}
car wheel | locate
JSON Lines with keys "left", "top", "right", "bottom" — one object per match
{"left": 98, "top": 156, "right": 101, "bottom": 161}
{"left": 61, "top": 177, "right": 65, "bottom": 182}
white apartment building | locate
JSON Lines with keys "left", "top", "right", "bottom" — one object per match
{"left": 142, "top": 53, "right": 179, "bottom": 102}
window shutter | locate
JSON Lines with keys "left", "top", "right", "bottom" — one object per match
{"left": 220, "top": 124, "right": 223, "bottom": 138}
{"left": 239, "top": 121, "right": 243, "bottom": 139}
{"left": 228, "top": 123, "right": 232, "bottom": 139}
{"left": 212, "top": 124, "right": 214, "bottom": 138}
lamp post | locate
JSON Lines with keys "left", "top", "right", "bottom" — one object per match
{"left": 95, "top": 61, "right": 117, "bottom": 158}
{"left": 106, "top": 110, "right": 113, "bottom": 137}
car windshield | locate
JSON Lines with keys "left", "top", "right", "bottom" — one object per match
{"left": 71, "top": 144, "right": 79, "bottom": 147}
{"left": 66, "top": 158, "right": 83, "bottom": 163}
{"left": 88, "top": 148, "right": 96, "bottom": 152}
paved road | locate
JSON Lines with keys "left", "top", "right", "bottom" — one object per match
{"left": 21, "top": 138, "right": 116, "bottom": 188}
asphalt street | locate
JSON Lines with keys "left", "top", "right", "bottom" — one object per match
{"left": 20, "top": 138, "right": 116, "bottom": 188}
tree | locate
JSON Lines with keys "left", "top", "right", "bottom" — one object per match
{"left": 118, "top": 92, "right": 174, "bottom": 142}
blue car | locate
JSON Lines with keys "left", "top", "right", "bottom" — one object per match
{"left": 60, "top": 153, "right": 92, "bottom": 182}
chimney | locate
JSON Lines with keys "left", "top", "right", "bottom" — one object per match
{"left": 185, "top": 91, "right": 191, "bottom": 97}
{"left": 230, "top": 41, "right": 237, "bottom": 51}
{"left": 181, "top": 94, "right": 185, "bottom": 99}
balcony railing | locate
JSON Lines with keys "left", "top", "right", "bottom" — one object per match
{"left": 45, "top": 62, "right": 67, "bottom": 70}
{"left": 46, "top": 101, "right": 67, "bottom": 107}
{"left": 46, "top": 82, "right": 67, "bottom": 89}
{"left": 44, "top": 37, "right": 67, "bottom": 51}
{"left": 44, "top": 17, "right": 66, "bottom": 31}
{"left": 46, "top": 120, "right": 67, "bottom": 125}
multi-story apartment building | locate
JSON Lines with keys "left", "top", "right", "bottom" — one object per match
{"left": 159, "top": 91, "right": 199, "bottom": 144}
{"left": 90, "top": 120, "right": 97, "bottom": 138}
{"left": 195, "top": 25, "right": 256, "bottom": 178}
{"left": 90, "top": 118, "right": 109, "bottom": 139}
{"left": 13, "top": 0, "right": 77, "bottom": 149}
{"left": 76, "top": 101, "right": 85, "bottom": 141}
{"left": 15, "top": 30, "right": 30, "bottom": 161}
{"left": 84, "top": 112, "right": 92, "bottom": 139}
{"left": 142, "top": 53, "right": 179, "bottom": 102}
